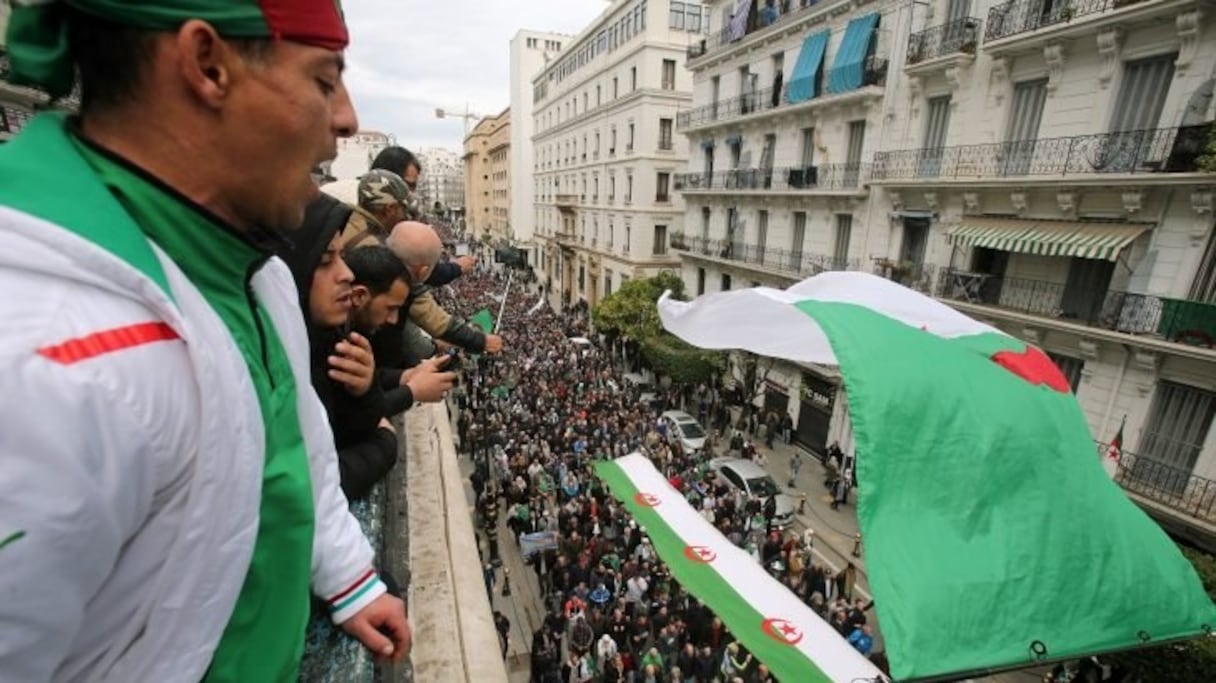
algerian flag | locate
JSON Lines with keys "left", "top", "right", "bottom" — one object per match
{"left": 469, "top": 308, "right": 493, "bottom": 334}
{"left": 657, "top": 272, "right": 1216, "bottom": 681}
{"left": 596, "top": 454, "right": 883, "bottom": 683}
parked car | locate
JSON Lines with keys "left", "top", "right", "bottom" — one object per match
{"left": 661, "top": 410, "right": 707, "bottom": 453}
{"left": 623, "top": 372, "right": 658, "bottom": 407}
{"left": 708, "top": 457, "right": 796, "bottom": 528}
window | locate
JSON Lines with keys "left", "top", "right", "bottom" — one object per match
{"left": 626, "top": 174, "right": 634, "bottom": 203}
{"left": 610, "top": 126, "right": 617, "bottom": 154}
{"left": 628, "top": 123, "right": 636, "bottom": 151}
{"left": 701, "top": 206, "right": 711, "bottom": 240}
{"left": 655, "top": 172, "right": 671, "bottom": 202}
{"left": 1004, "top": 79, "right": 1048, "bottom": 175}
{"left": 922, "top": 98, "right": 950, "bottom": 176}
{"left": 1111, "top": 54, "right": 1176, "bottom": 133}
{"left": 662, "top": 59, "right": 677, "bottom": 90}
{"left": 687, "top": 4, "right": 703, "bottom": 32}
{"left": 791, "top": 212, "right": 807, "bottom": 271}
{"left": 800, "top": 127, "right": 816, "bottom": 167}
{"left": 613, "top": 77, "right": 619, "bottom": 99}
{"left": 659, "top": 118, "right": 673, "bottom": 150}
{"left": 697, "top": 267, "right": 706, "bottom": 295}
{"left": 721, "top": 273, "right": 732, "bottom": 291}
{"left": 596, "top": 85, "right": 602, "bottom": 105}
{"left": 670, "top": 1, "right": 686, "bottom": 29}
{"left": 1047, "top": 353, "right": 1084, "bottom": 393}
{"left": 631, "top": 66, "right": 637, "bottom": 91}
{"left": 653, "top": 225, "right": 669, "bottom": 255}
{"left": 1191, "top": 229, "right": 1216, "bottom": 302}
{"left": 757, "top": 210, "right": 769, "bottom": 263}
{"left": 1138, "top": 381, "right": 1215, "bottom": 491}
{"left": 833, "top": 214, "right": 853, "bottom": 267}
{"left": 605, "top": 271, "right": 613, "bottom": 297}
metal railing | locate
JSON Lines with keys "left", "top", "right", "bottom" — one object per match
{"left": 676, "top": 57, "right": 887, "bottom": 129}
{"left": 1102, "top": 445, "right": 1216, "bottom": 523}
{"left": 872, "top": 124, "right": 1213, "bottom": 180}
{"left": 688, "top": 0, "right": 852, "bottom": 61}
{"left": 669, "top": 233, "right": 861, "bottom": 277}
{"left": 986, "top": 0, "right": 1143, "bottom": 42}
{"left": 935, "top": 268, "right": 1216, "bottom": 346}
{"left": 907, "top": 18, "right": 982, "bottom": 65}
{"left": 872, "top": 259, "right": 938, "bottom": 294}
{"left": 674, "top": 163, "right": 870, "bottom": 192}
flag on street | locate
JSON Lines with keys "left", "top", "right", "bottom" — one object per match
{"left": 1102, "top": 415, "right": 1126, "bottom": 479}
{"left": 596, "top": 454, "right": 883, "bottom": 683}
{"left": 469, "top": 308, "right": 493, "bottom": 334}
{"left": 657, "top": 271, "right": 1216, "bottom": 681}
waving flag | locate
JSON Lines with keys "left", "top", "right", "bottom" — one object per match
{"left": 657, "top": 272, "right": 1216, "bottom": 681}
{"left": 596, "top": 454, "right": 884, "bottom": 683}
{"left": 1102, "top": 415, "right": 1126, "bottom": 479}
{"left": 469, "top": 308, "right": 494, "bottom": 334}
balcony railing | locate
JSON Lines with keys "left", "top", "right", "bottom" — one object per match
{"left": 872, "top": 259, "right": 939, "bottom": 294}
{"left": 1103, "top": 445, "right": 1216, "bottom": 524}
{"left": 674, "top": 163, "right": 870, "bottom": 192}
{"left": 687, "top": 0, "right": 851, "bottom": 61}
{"left": 669, "top": 233, "right": 861, "bottom": 277}
{"left": 872, "top": 124, "right": 1212, "bottom": 181}
{"left": 676, "top": 57, "right": 887, "bottom": 129}
{"left": 986, "top": 0, "right": 1147, "bottom": 42}
{"left": 907, "top": 18, "right": 982, "bottom": 65}
{"left": 936, "top": 268, "right": 1216, "bottom": 347}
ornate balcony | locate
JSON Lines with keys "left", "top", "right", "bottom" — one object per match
{"left": 936, "top": 267, "right": 1216, "bottom": 348}
{"left": 674, "top": 163, "right": 869, "bottom": 194}
{"left": 871, "top": 124, "right": 1212, "bottom": 184}
{"left": 676, "top": 58, "right": 887, "bottom": 130}
{"left": 669, "top": 233, "right": 860, "bottom": 279}
{"left": 906, "top": 17, "right": 982, "bottom": 68}
{"left": 1104, "top": 445, "right": 1216, "bottom": 525}
{"left": 987, "top": 0, "right": 1157, "bottom": 42}
{"left": 687, "top": 0, "right": 853, "bottom": 63}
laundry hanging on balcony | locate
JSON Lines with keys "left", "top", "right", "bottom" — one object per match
{"left": 827, "top": 12, "right": 880, "bottom": 94}
{"left": 948, "top": 218, "right": 1152, "bottom": 261}
{"left": 596, "top": 454, "right": 885, "bottom": 683}
{"left": 726, "top": 0, "right": 752, "bottom": 42}
{"left": 786, "top": 30, "right": 830, "bottom": 104}
{"left": 654, "top": 271, "right": 1216, "bottom": 682}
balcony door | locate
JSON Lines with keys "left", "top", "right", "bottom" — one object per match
{"left": 1136, "top": 381, "right": 1215, "bottom": 494}
{"left": 900, "top": 217, "right": 929, "bottom": 266}
{"left": 760, "top": 134, "right": 776, "bottom": 188}
{"left": 920, "top": 97, "right": 952, "bottom": 178}
{"left": 845, "top": 120, "right": 866, "bottom": 186}
{"left": 1059, "top": 257, "right": 1114, "bottom": 324}
{"left": 1099, "top": 54, "right": 1176, "bottom": 173}
{"left": 1003, "top": 79, "right": 1047, "bottom": 176}
{"left": 791, "top": 212, "right": 807, "bottom": 271}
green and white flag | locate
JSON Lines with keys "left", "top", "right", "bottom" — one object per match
{"left": 595, "top": 454, "right": 884, "bottom": 683}
{"left": 656, "top": 271, "right": 1216, "bottom": 681}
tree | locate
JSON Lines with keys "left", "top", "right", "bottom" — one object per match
{"left": 641, "top": 334, "right": 724, "bottom": 385}
{"left": 592, "top": 272, "right": 686, "bottom": 341}
{"left": 728, "top": 350, "right": 777, "bottom": 406}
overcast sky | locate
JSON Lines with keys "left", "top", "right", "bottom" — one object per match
{"left": 342, "top": 0, "right": 610, "bottom": 153}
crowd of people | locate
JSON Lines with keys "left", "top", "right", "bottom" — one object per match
{"left": 437, "top": 268, "right": 885, "bottom": 682}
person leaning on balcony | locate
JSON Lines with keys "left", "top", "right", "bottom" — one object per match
{"left": 0, "top": 2, "right": 411, "bottom": 680}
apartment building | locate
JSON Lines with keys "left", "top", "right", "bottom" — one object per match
{"left": 677, "top": 0, "right": 1216, "bottom": 549}
{"left": 329, "top": 130, "right": 394, "bottom": 180}
{"left": 511, "top": 30, "right": 571, "bottom": 264}
{"left": 464, "top": 109, "right": 512, "bottom": 241}
{"left": 416, "top": 147, "right": 465, "bottom": 216}
{"left": 532, "top": 0, "right": 701, "bottom": 308}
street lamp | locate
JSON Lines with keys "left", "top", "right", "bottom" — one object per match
{"left": 435, "top": 105, "right": 480, "bottom": 137}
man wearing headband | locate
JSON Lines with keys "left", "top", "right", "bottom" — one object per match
{"left": 0, "top": 2, "right": 409, "bottom": 681}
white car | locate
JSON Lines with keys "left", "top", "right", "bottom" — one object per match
{"left": 661, "top": 410, "right": 707, "bottom": 453}
{"left": 709, "top": 457, "right": 796, "bottom": 528}
{"left": 623, "top": 372, "right": 658, "bottom": 408}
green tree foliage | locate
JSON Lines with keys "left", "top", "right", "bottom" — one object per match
{"left": 1199, "top": 126, "right": 1216, "bottom": 173}
{"left": 592, "top": 272, "right": 686, "bottom": 340}
{"left": 641, "top": 334, "right": 724, "bottom": 385}
{"left": 1103, "top": 544, "right": 1216, "bottom": 682}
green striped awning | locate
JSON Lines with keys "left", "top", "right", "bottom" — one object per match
{"left": 948, "top": 218, "right": 1151, "bottom": 261}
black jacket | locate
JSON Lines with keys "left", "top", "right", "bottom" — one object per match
{"left": 280, "top": 194, "right": 402, "bottom": 500}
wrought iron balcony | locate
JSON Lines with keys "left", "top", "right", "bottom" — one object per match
{"left": 668, "top": 233, "right": 860, "bottom": 277}
{"left": 985, "top": 0, "right": 1149, "bottom": 42}
{"left": 906, "top": 18, "right": 982, "bottom": 66}
{"left": 872, "top": 125, "right": 1212, "bottom": 181}
{"left": 676, "top": 57, "right": 887, "bottom": 129}
{"left": 687, "top": 0, "right": 852, "bottom": 62}
{"left": 872, "top": 259, "right": 939, "bottom": 294}
{"left": 674, "top": 163, "right": 870, "bottom": 193}
{"left": 936, "top": 267, "right": 1216, "bottom": 347}
{"left": 1102, "top": 444, "right": 1216, "bottom": 524}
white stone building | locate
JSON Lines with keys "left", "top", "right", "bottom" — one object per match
{"left": 532, "top": 0, "right": 703, "bottom": 307}
{"left": 329, "top": 130, "right": 393, "bottom": 180}
{"left": 511, "top": 30, "right": 572, "bottom": 266}
{"left": 676, "top": 0, "right": 1216, "bottom": 548}
{"left": 416, "top": 147, "right": 466, "bottom": 213}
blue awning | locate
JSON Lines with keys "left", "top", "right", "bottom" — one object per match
{"left": 786, "top": 30, "right": 830, "bottom": 104}
{"left": 827, "top": 12, "right": 880, "bottom": 94}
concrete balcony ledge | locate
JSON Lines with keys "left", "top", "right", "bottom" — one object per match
{"left": 405, "top": 402, "right": 506, "bottom": 683}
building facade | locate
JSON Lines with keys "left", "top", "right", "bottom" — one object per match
{"left": 329, "top": 130, "right": 393, "bottom": 180}
{"left": 416, "top": 147, "right": 466, "bottom": 216}
{"left": 676, "top": 0, "right": 1216, "bottom": 548}
{"left": 511, "top": 30, "right": 571, "bottom": 264}
{"left": 463, "top": 108, "right": 512, "bottom": 242}
{"left": 532, "top": 0, "right": 702, "bottom": 308}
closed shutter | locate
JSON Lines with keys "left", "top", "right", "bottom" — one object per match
{"left": 791, "top": 213, "right": 807, "bottom": 271}
{"left": 920, "top": 96, "right": 952, "bottom": 177}
{"left": 1111, "top": 54, "right": 1176, "bottom": 132}
{"left": 834, "top": 215, "right": 853, "bottom": 267}
{"left": 1137, "top": 381, "right": 1215, "bottom": 493}
{"left": 1004, "top": 79, "right": 1047, "bottom": 175}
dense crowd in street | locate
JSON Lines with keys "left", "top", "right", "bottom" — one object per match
{"left": 436, "top": 265, "right": 884, "bottom": 682}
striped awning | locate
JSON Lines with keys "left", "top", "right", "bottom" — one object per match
{"left": 948, "top": 218, "right": 1152, "bottom": 261}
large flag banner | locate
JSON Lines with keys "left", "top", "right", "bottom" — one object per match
{"left": 657, "top": 272, "right": 1216, "bottom": 681}
{"left": 469, "top": 308, "right": 494, "bottom": 334}
{"left": 596, "top": 454, "right": 884, "bottom": 683}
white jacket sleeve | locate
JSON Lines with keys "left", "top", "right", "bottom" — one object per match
{"left": 254, "top": 260, "right": 385, "bottom": 624}
{"left": 0, "top": 355, "right": 160, "bottom": 680}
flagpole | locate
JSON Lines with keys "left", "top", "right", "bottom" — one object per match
{"left": 494, "top": 269, "right": 513, "bottom": 334}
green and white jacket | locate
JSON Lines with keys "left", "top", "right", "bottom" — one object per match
{"left": 0, "top": 115, "right": 385, "bottom": 681}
